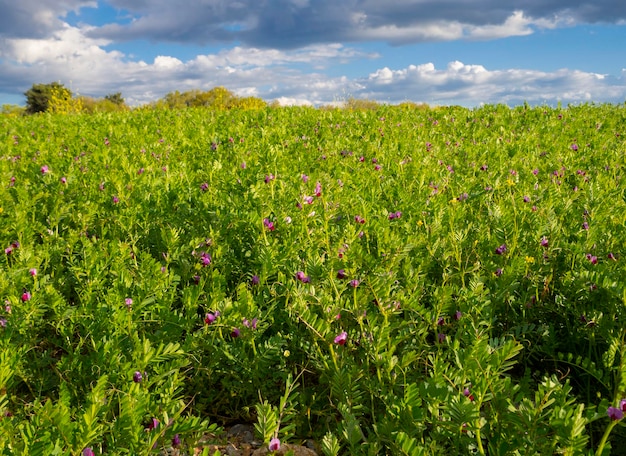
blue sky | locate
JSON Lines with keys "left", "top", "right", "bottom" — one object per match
{"left": 1, "top": 0, "right": 625, "bottom": 107}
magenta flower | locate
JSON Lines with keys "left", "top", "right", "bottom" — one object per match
{"left": 494, "top": 268, "right": 503, "bottom": 277}
{"left": 172, "top": 434, "right": 181, "bottom": 447}
{"left": 264, "top": 174, "right": 275, "bottom": 183}
{"left": 231, "top": 328, "right": 240, "bottom": 338}
{"left": 28, "top": 268, "right": 37, "bottom": 277}
{"left": 40, "top": 165, "right": 49, "bottom": 175}
{"left": 586, "top": 254, "right": 598, "bottom": 265}
{"left": 21, "top": 291, "right": 31, "bottom": 302}
{"left": 205, "top": 312, "right": 217, "bottom": 325}
{"left": 437, "top": 333, "right": 446, "bottom": 343}
{"left": 315, "top": 181, "right": 322, "bottom": 197}
{"left": 454, "top": 310, "right": 462, "bottom": 321}
{"left": 269, "top": 437, "right": 281, "bottom": 452}
{"left": 251, "top": 275, "right": 260, "bottom": 285}
{"left": 303, "top": 195, "right": 314, "bottom": 204}
{"left": 82, "top": 448, "right": 95, "bottom": 456}
{"left": 495, "top": 244, "right": 507, "bottom": 255}
{"left": 523, "top": 195, "right": 530, "bottom": 203}
{"left": 60, "top": 177, "right": 67, "bottom": 184}
{"left": 571, "top": 143, "right": 579, "bottom": 151}
{"left": 336, "top": 269, "right": 347, "bottom": 280}
{"left": 200, "top": 182, "right": 209, "bottom": 192}
{"left": 243, "top": 317, "right": 258, "bottom": 329}
{"left": 582, "top": 222, "right": 589, "bottom": 230}
{"left": 112, "top": 196, "right": 119, "bottom": 204}
{"left": 200, "top": 252, "right": 212, "bottom": 266}
{"left": 540, "top": 237, "right": 549, "bottom": 248}
{"left": 608, "top": 253, "right": 617, "bottom": 261}
{"left": 354, "top": 215, "right": 365, "bottom": 224}
{"left": 125, "top": 298, "right": 133, "bottom": 308}
{"left": 301, "top": 174, "right": 309, "bottom": 183}
{"left": 295, "top": 271, "right": 311, "bottom": 283}
{"left": 607, "top": 407, "right": 623, "bottom": 421}
{"left": 334, "top": 331, "right": 347, "bottom": 345}
{"left": 263, "top": 218, "right": 275, "bottom": 231}
{"left": 145, "top": 417, "right": 159, "bottom": 431}
{"left": 349, "top": 279, "right": 360, "bottom": 288}
{"left": 133, "top": 371, "right": 143, "bottom": 383}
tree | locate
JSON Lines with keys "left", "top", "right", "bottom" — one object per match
{"left": 24, "top": 82, "right": 72, "bottom": 114}
{"left": 104, "top": 92, "right": 125, "bottom": 106}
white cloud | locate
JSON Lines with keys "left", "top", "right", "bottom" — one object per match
{"left": 0, "top": 21, "right": 624, "bottom": 108}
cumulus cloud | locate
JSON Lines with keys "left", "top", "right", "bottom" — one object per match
{"left": 361, "top": 61, "right": 625, "bottom": 106}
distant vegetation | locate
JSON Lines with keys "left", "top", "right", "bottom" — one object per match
{"left": 4, "top": 82, "right": 435, "bottom": 116}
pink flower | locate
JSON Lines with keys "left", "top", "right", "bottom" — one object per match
{"left": 29, "top": 268, "right": 37, "bottom": 277}
{"left": 21, "top": 291, "right": 31, "bottom": 302}
{"left": 334, "top": 331, "right": 347, "bottom": 345}
{"left": 269, "top": 437, "right": 280, "bottom": 452}
{"left": 205, "top": 312, "right": 217, "bottom": 325}
{"left": 315, "top": 181, "right": 322, "bottom": 197}
{"left": 40, "top": 165, "right": 49, "bottom": 174}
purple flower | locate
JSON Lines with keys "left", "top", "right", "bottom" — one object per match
{"left": 349, "top": 279, "right": 360, "bottom": 288}
{"left": 231, "top": 328, "right": 240, "bottom": 338}
{"left": 571, "top": 143, "right": 579, "bottom": 151}
{"left": 540, "top": 237, "right": 549, "bottom": 248}
{"left": 251, "top": 275, "right": 260, "bottom": 285}
{"left": 532, "top": 168, "right": 539, "bottom": 175}
{"left": 125, "top": 298, "right": 133, "bottom": 308}
{"left": 200, "top": 182, "right": 209, "bottom": 192}
{"left": 264, "top": 174, "right": 275, "bottom": 183}
{"left": 0, "top": 318, "right": 7, "bottom": 328}
{"left": 303, "top": 195, "right": 314, "bottom": 205}
{"left": 586, "top": 254, "right": 598, "bottom": 265}
{"left": 437, "top": 317, "right": 445, "bottom": 326}
{"left": 205, "top": 312, "right": 217, "bottom": 325}
{"left": 40, "top": 165, "right": 49, "bottom": 175}
{"left": 607, "top": 406, "right": 623, "bottom": 421}
{"left": 336, "top": 269, "right": 347, "bottom": 280}
{"left": 301, "top": 174, "right": 309, "bottom": 183}
{"left": 523, "top": 195, "right": 530, "bottom": 203}
{"left": 334, "top": 331, "right": 347, "bottom": 345}
{"left": 295, "top": 271, "right": 311, "bottom": 283}
{"left": 200, "top": 252, "right": 212, "bottom": 266}
{"left": 437, "top": 333, "right": 446, "bottom": 343}
{"left": 145, "top": 417, "right": 159, "bottom": 431}
{"left": 454, "top": 310, "right": 462, "bottom": 321}
{"left": 240, "top": 161, "right": 246, "bottom": 169}
{"left": 608, "top": 253, "right": 617, "bottom": 261}
{"left": 582, "top": 221, "right": 589, "bottom": 230}
{"left": 112, "top": 195, "right": 119, "bottom": 204}
{"left": 315, "top": 181, "right": 322, "bottom": 197}
{"left": 82, "top": 448, "right": 95, "bottom": 456}
{"left": 269, "top": 437, "right": 281, "bottom": 451}
{"left": 263, "top": 218, "right": 275, "bottom": 231}
{"left": 495, "top": 244, "right": 507, "bottom": 255}
{"left": 494, "top": 268, "right": 503, "bottom": 277}
{"left": 21, "top": 291, "right": 31, "bottom": 302}
{"left": 243, "top": 317, "right": 258, "bottom": 329}
{"left": 133, "top": 371, "right": 143, "bottom": 383}
{"left": 354, "top": 215, "right": 365, "bottom": 224}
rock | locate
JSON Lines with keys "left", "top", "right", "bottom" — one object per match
{"left": 251, "top": 443, "right": 318, "bottom": 456}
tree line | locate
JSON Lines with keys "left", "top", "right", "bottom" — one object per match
{"left": 2, "top": 82, "right": 270, "bottom": 116}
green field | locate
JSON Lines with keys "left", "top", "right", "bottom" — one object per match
{"left": 2, "top": 103, "right": 626, "bottom": 455}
